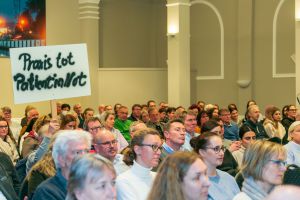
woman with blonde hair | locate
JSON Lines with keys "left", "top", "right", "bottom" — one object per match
{"left": 66, "top": 154, "right": 116, "bottom": 200}
{"left": 147, "top": 151, "right": 210, "bottom": 200}
{"left": 233, "top": 140, "right": 287, "bottom": 200}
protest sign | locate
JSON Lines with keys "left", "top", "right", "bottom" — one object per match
{"left": 10, "top": 43, "right": 91, "bottom": 104}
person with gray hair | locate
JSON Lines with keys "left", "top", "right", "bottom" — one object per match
{"left": 66, "top": 154, "right": 116, "bottom": 200}
{"left": 284, "top": 121, "right": 300, "bottom": 166}
{"left": 32, "top": 130, "right": 92, "bottom": 200}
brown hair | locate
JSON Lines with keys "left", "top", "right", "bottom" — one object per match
{"left": 123, "top": 128, "right": 160, "bottom": 165}
{"left": 60, "top": 114, "right": 76, "bottom": 130}
{"left": 148, "top": 151, "right": 199, "bottom": 200}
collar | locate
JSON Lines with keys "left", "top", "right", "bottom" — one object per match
{"left": 56, "top": 169, "right": 68, "bottom": 189}
{"left": 290, "top": 141, "right": 300, "bottom": 150}
{"left": 162, "top": 142, "right": 175, "bottom": 154}
{"left": 131, "top": 160, "right": 152, "bottom": 178}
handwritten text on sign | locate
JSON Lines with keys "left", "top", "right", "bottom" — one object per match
{"left": 10, "top": 44, "right": 91, "bottom": 104}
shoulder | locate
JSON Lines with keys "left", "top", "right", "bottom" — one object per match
{"left": 33, "top": 177, "right": 65, "bottom": 200}
{"left": 233, "top": 192, "right": 252, "bottom": 200}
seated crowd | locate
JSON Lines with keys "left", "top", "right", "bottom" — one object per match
{"left": 0, "top": 99, "right": 300, "bottom": 200}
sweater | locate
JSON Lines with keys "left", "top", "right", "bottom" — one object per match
{"left": 285, "top": 141, "right": 300, "bottom": 166}
{"left": 116, "top": 161, "right": 156, "bottom": 200}
{"left": 114, "top": 119, "right": 132, "bottom": 142}
{"left": 263, "top": 119, "right": 285, "bottom": 139}
{"left": 32, "top": 169, "right": 67, "bottom": 200}
{"left": 232, "top": 145, "right": 246, "bottom": 167}
{"left": 208, "top": 169, "right": 240, "bottom": 200}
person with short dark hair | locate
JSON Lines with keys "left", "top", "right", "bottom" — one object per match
{"left": 61, "top": 104, "right": 71, "bottom": 112}
{"left": 146, "top": 108, "right": 164, "bottom": 138}
{"left": 243, "top": 105, "right": 268, "bottom": 140}
{"left": 128, "top": 104, "right": 142, "bottom": 122}
{"left": 219, "top": 108, "right": 239, "bottom": 141}
{"left": 160, "top": 119, "right": 185, "bottom": 160}
{"left": 232, "top": 125, "right": 256, "bottom": 167}
{"left": 282, "top": 105, "right": 297, "bottom": 144}
{"left": 79, "top": 108, "right": 94, "bottom": 129}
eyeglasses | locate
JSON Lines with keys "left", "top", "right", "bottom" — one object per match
{"left": 71, "top": 149, "right": 90, "bottom": 155}
{"left": 206, "top": 146, "right": 226, "bottom": 153}
{"left": 269, "top": 159, "right": 287, "bottom": 167}
{"left": 289, "top": 109, "right": 297, "bottom": 112}
{"left": 0, "top": 125, "right": 8, "bottom": 129}
{"left": 89, "top": 126, "right": 102, "bottom": 131}
{"left": 96, "top": 139, "right": 118, "bottom": 146}
{"left": 243, "top": 136, "right": 256, "bottom": 140}
{"left": 140, "top": 144, "right": 162, "bottom": 152}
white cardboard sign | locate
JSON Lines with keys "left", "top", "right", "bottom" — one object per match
{"left": 10, "top": 43, "right": 91, "bottom": 104}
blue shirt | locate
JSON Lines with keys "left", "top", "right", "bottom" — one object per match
{"left": 182, "top": 132, "right": 199, "bottom": 151}
{"left": 208, "top": 169, "right": 240, "bottom": 200}
{"left": 224, "top": 122, "right": 239, "bottom": 141}
{"left": 285, "top": 141, "right": 300, "bottom": 166}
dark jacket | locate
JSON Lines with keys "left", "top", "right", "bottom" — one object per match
{"left": 217, "top": 149, "right": 238, "bottom": 177}
{"left": 32, "top": 170, "right": 67, "bottom": 200}
{"left": 282, "top": 117, "right": 295, "bottom": 144}
{"left": 0, "top": 152, "right": 20, "bottom": 195}
{"left": 28, "top": 170, "right": 52, "bottom": 199}
{"left": 0, "top": 161, "right": 19, "bottom": 200}
{"left": 243, "top": 120, "right": 269, "bottom": 139}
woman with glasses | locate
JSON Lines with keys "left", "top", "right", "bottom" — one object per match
{"left": 117, "top": 128, "right": 162, "bottom": 200}
{"left": 233, "top": 140, "right": 287, "bottom": 200}
{"left": 148, "top": 151, "right": 210, "bottom": 200}
{"left": 100, "top": 111, "right": 128, "bottom": 152}
{"left": 232, "top": 125, "right": 256, "bottom": 167}
{"left": 284, "top": 121, "right": 300, "bottom": 166}
{"left": 190, "top": 132, "right": 240, "bottom": 200}
{"left": 201, "top": 119, "right": 239, "bottom": 176}
{"left": 0, "top": 116, "right": 19, "bottom": 165}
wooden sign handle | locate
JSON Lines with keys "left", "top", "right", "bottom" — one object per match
{"left": 50, "top": 100, "right": 57, "bottom": 119}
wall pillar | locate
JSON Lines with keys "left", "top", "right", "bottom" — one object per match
{"left": 296, "top": 0, "right": 300, "bottom": 106}
{"left": 237, "top": 0, "right": 253, "bottom": 113}
{"left": 78, "top": 0, "right": 100, "bottom": 109}
{"left": 167, "top": 0, "right": 191, "bottom": 108}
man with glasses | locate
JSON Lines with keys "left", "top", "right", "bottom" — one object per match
{"left": 85, "top": 117, "right": 103, "bottom": 151}
{"left": 93, "top": 129, "right": 129, "bottom": 175}
{"left": 32, "top": 130, "right": 91, "bottom": 200}
{"left": 219, "top": 108, "right": 239, "bottom": 141}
